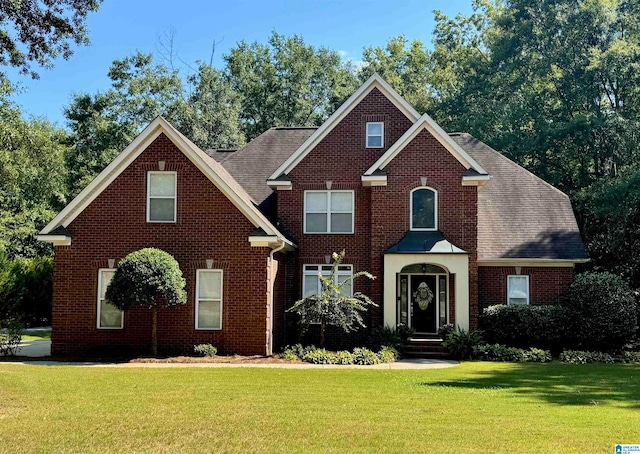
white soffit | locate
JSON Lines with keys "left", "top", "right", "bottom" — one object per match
{"left": 267, "top": 73, "right": 421, "bottom": 180}
{"left": 364, "top": 114, "right": 488, "bottom": 176}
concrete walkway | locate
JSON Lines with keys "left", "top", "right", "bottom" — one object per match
{"left": 17, "top": 340, "right": 51, "bottom": 357}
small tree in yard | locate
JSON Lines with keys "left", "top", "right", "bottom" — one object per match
{"left": 288, "top": 251, "right": 376, "bottom": 348}
{"left": 106, "top": 248, "right": 186, "bottom": 355}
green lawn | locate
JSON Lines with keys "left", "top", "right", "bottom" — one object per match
{"left": 0, "top": 361, "right": 638, "bottom": 453}
{"left": 20, "top": 331, "right": 51, "bottom": 341}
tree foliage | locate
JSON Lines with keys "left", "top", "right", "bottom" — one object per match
{"left": 287, "top": 250, "right": 376, "bottom": 348}
{"left": 0, "top": 0, "right": 102, "bottom": 80}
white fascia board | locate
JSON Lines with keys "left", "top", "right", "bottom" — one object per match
{"left": 40, "top": 116, "right": 288, "bottom": 245}
{"left": 266, "top": 180, "right": 292, "bottom": 190}
{"left": 478, "top": 259, "right": 589, "bottom": 267}
{"left": 36, "top": 235, "right": 71, "bottom": 246}
{"left": 248, "top": 236, "right": 296, "bottom": 251}
{"left": 267, "top": 73, "right": 420, "bottom": 180}
{"left": 365, "top": 114, "right": 488, "bottom": 176}
{"left": 40, "top": 119, "right": 166, "bottom": 235}
{"left": 361, "top": 175, "right": 388, "bottom": 187}
{"left": 462, "top": 175, "right": 492, "bottom": 186}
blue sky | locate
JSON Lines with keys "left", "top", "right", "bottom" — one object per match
{"left": 8, "top": 0, "right": 475, "bottom": 126}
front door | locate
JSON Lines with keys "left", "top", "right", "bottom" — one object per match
{"left": 410, "top": 275, "right": 437, "bottom": 333}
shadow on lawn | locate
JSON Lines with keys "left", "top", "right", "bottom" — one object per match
{"left": 422, "top": 362, "right": 640, "bottom": 407}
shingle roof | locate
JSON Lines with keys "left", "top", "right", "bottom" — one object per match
{"left": 450, "top": 133, "right": 588, "bottom": 260}
{"left": 219, "top": 127, "right": 317, "bottom": 204}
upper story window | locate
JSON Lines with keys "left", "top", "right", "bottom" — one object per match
{"left": 303, "top": 264, "right": 353, "bottom": 298}
{"left": 366, "top": 122, "right": 384, "bottom": 148}
{"left": 97, "top": 268, "right": 123, "bottom": 329}
{"left": 410, "top": 187, "right": 437, "bottom": 230}
{"left": 507, "top": 275, "right": 529, "bottom": 306}
{"left": 195, "top": 269, "right": 223, "bottom": 330}
{"left": 147, "top": 171, "right": 176, "bottom": 223}
{"left": 304, "top": 190, "right": 354, "bottom": 234}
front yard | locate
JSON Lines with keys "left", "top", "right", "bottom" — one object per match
{"left": 0, "top": 361, "right": 637, "bottom": 453}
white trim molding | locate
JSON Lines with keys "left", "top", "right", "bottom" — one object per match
{"left": 268, "top": 74, "right": 420, "bottom": 180}
{"left": 361, "top": 174, "right": 387, "bottom": 186}
{"left": 36, "top": 234, "right": 71, "bottom": 246}
{"left": 477, "top": 259, "right": 588, "bottom": 267}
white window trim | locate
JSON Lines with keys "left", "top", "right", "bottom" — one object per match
{"left": 302, "top": 264, "right": 354, "bottom": 297}
{"left": 507, "top": 275, "right": 530, "bottom": 306}
{"left": 410, "top": 186, "right": 438, "bottom": 231}
{"left": 303, "top": 190, "right": 355, "bottom": 234}
{"left": 195, "top": 269, "right": 223, "bottom": 330}
{"left": 147, "top": 171, "right": 177, "bottom": 223}
{"left": 366, "top": 121, "right": 384, "bottom": 148}
{"left": 97, "top": 268, "right": 124, "bottom": 330}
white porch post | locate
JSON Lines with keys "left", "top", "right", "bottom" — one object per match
{"left": 383, "top": 253, "right": 470, "bottom": 331}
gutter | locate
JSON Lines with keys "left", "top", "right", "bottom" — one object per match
{"left": 268, "top": 240, "right": 287, "bottom": 355}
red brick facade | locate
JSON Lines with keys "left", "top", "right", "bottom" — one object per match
{"left": 52, "top": 134, "right": 273, "bottom": 357}
{"left": 48, "top": 84, "right": 579, "bottom": 357}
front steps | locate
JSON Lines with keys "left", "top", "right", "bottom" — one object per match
{"left": 402, "top": 337, "right": 450, "bottom": 359}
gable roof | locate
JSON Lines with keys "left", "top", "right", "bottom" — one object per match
{"left": 451, "top": 133, "right": 588, "bottom": 261}
{"left": 267, "top": 73, "right": 421, "bottom": 181}
{"left": 364, "top": 113, "right": 488, "bottom": 176}
{"left": 214, "top": 127, "right": 317, "bottom": 204}
{"left": 39, "top": 116, "right": 294, "bottom": 248}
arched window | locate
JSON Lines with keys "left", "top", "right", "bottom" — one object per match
{"left": 410, "top": 187, "right": 437, "bottom": 230}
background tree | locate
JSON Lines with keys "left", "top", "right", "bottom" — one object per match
{"left": 105, "top": 248, "right": 186, "bottom": 355}
{"left": 225, "top": 31, "right": 358, "bottom": 141}
{"left": 0, "top": 0, "right": 102, "bottom": 80}
{"left": 288, "top": 251, "right": 376, "bottom": 349}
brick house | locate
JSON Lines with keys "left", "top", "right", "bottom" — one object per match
{"left": 38, "top": 74, "right": 588, "bottom": 356}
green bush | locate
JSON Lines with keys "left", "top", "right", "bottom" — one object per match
{"left": 280, "top": 344, "right": 316, "bottom": 360}
{"left": 442, "top": 328, "right": 483, "bottom": 359}
{"left": 561, "top": 272, "right": 637, "bottom": 352}
{"left": 377, "top": 346, "right": 398, "bottom": 363}
{"left": 0, "top": 319, "right": 23, "bottom": 356}
{"left": 193, "top": 344, "right": 217, "bottom": 357}
{"left": 302, "top": 349, "right": 337, "bottom": 364}
{"left": 472, "top": 344, "right": 552, "bottom": 362}
{"left": 352, "top": 347, "right": 381, "bottom": 365}
{"left": 437, "top": 323, "right": 455, "bottom": 340}
{"left": 560, "top": 350, "right": 620, "bottom": 364}
{"left": 479, "top": 304, "right": 565, "bottom": 352}
{"left": 0, "top": 255, "right": 53, "bottom": 326}
{"left": 334, "top": 350, "right": 354, "bottom": 365}
{"left": 368, "top": 325, "right": 402, "bottom": 351}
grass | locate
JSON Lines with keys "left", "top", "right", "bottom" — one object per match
{"left": 0, "top": 361, "right": 638, "bottom": 453}
{"left": 20, "top": 331, "right": 51, "bottom": 341}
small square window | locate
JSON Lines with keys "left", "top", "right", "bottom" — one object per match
{"left": 304, "top": 191, "right": 354, "bottom": 234}
{"left": 147, "top": 171, "right": 176, "bottom": 222}
{"left": 507, "top": 275, "right": 529, "bottom": 306}
{"left": 366, "top": 122, "right": 384, "bottom": 148}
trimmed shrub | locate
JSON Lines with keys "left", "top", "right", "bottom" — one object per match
{"left": 561, "top": 272, "right": 637, "bottom": 352}
{"left": 560, "top": 350, "right": 620, "bottom": 364}
{"left": 437, "top": 323, "right": 455, "bottom": 340}
{"left": 352, "top": 347, "right": 381, "bottom": 365}
{"left": 442, "top": 328, "right": 483, "bottom": 359}
{"left": 302, "top": 349, "right": 337, "bottom": 364}
{"left": 193, "top": 344, "right": 217, "bottom": 357}
{"left": 280, "top": 344, "right": 316, "bottom": 360}
{"left": 368, "top": 325, "right": 402, "bottom": 351}
{"left": 472, "top": 344, "right": 552, "bottom": 362}
{"left": 479, "top": 304, "right": 565, "bottom": 352}
{"left": 378, "top": 346, "right": 398, "bottom": 363}
{"left": 526, "top": 348, "right": 553, "bottom": 363}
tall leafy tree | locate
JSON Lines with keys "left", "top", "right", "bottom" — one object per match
{"left": 0, "top": 0, "right": 102, "bottom": 80}
{"left": 225, "top": 31, "right": 358, "bottom": 140}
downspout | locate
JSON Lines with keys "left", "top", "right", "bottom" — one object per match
{"left": 268, "top": 240, "right": 286, "bottom": 355}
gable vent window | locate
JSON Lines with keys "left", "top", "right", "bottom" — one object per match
{"left": 366, "top": 122, "right": 384, "bottom": 148}
{"left": 147, "top": 171, "right": 176, "bottom": 223}
{"left": 304, "top": 190, "right": 354, "bottom": 234}
{"left": 410, "top": 187, "right": 437, "bottom": 231}
{"left": 507, "top": 275, "right": 530, "bottom": 306}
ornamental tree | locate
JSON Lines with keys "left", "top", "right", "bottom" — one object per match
{"left": 105, "top": 248, "right": 186, "bottom": 355}
{"left": 288, "top": 250, "right": 376, "bottom": 348}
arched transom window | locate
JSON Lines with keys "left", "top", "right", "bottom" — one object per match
{"left": 411, "top": 187, "right": 437, "bottom": 230}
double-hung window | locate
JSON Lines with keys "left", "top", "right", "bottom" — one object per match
{"left": 195, "top": 269, "right": 223, "bottom": 330}
{"left": 147, "top": 171, "right": 176, "bottom": 222}
{"left": 507, "top": 275, "right": 529, "bottom": 305}
{"left": 366, "top": 122, "right": 384, "bottom": 148}
{"left": 97, "top": 269, "right": 123, "bottom": 329}
{"left": 304, "top": 190, "right": 354, "bottom": 234}
{"left": 302, "top": 264, "right": 353, "bottom": 298}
